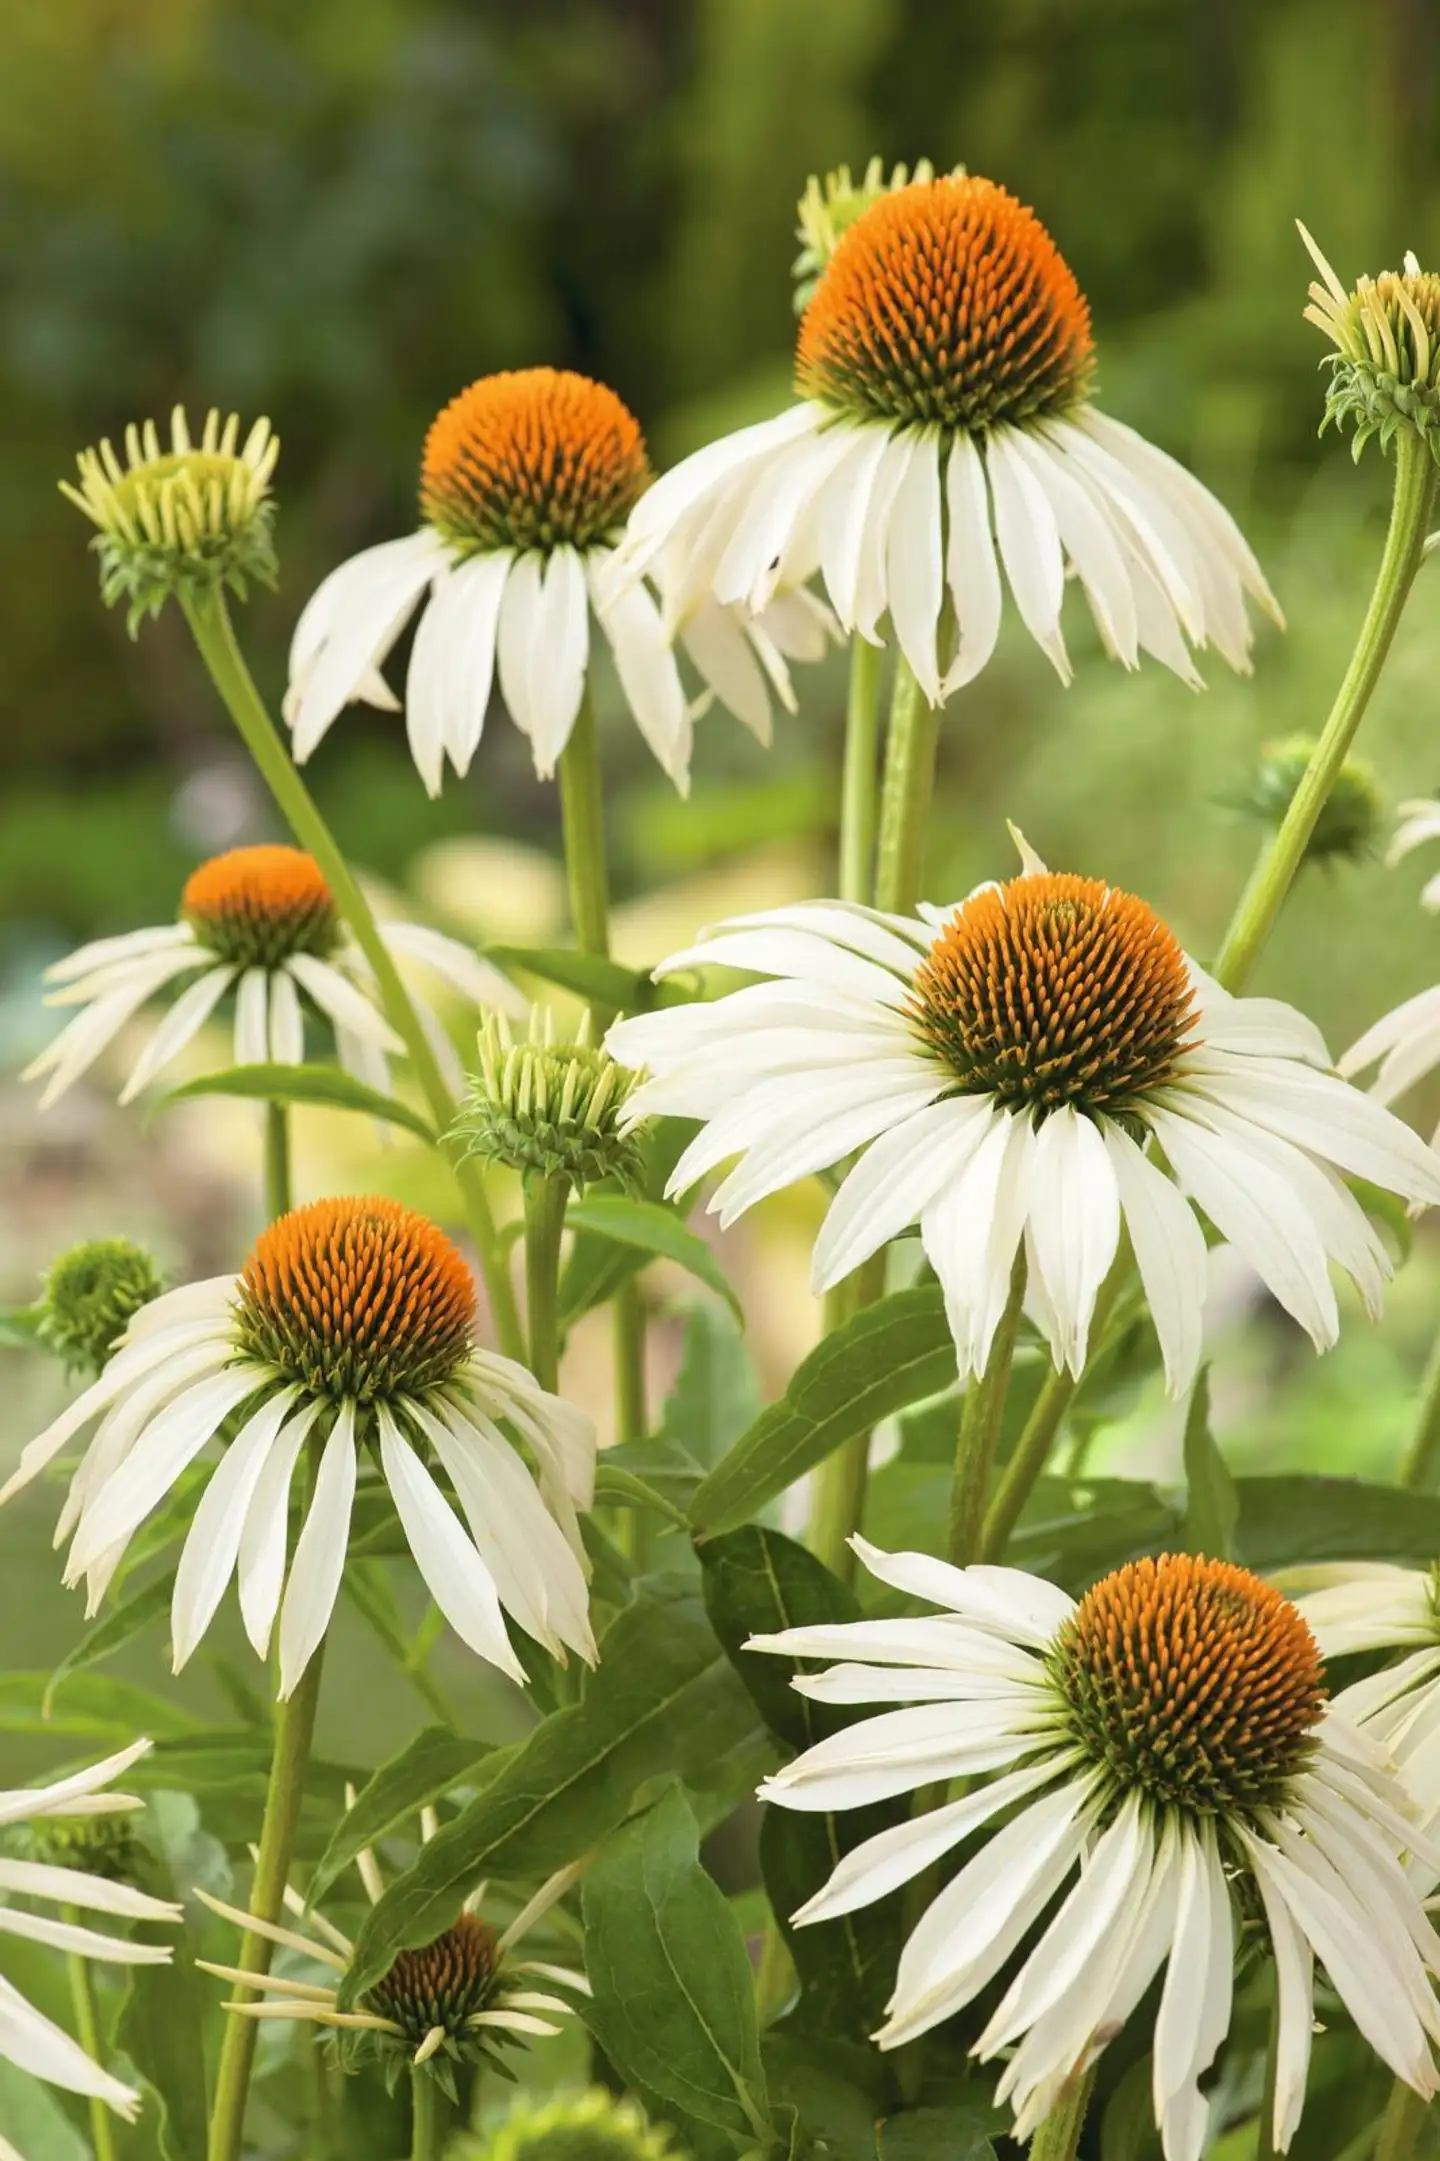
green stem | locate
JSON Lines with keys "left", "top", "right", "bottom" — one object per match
{"left": 1373, "top": 2081, "right": 1428, "bottom": 2161}
{"left": 839, "top": 637, "right": 884, "bottom": 902}
{"left": 207, "top": 1629, "right": 327, "bottom": 2161}
{"left": 614, "top": 1278, "right": 647, "bottom": 1444}
{"left": 948, "top": 1256, "right": 1027, "bottom": 1565}
{"left": 1401, "top": 1324, "right": 1440, "bottom": 1489}
{"left": 524, "top": 1172, "right": 570, "bottom": 1395}
{"left": 808, "top": 654, "right": 941, "bottom": 1580}
{"left": 64, "top": 1914, "right": 118, "bottom": 2161}
{"left": 409, "top": 2066, "right": 447, "bottom": 2161}
{"left": 807, "top": 1255, "right": 887, "bottom": 1582}
{"left": 1213, "top": 430, "right": 1437, "bottom": 993}
{"left": 981, "top": 1271, "right": 1128, "bottom": 1560}
{"left": 263, "top": 1101, "right": 291, "bottom": 1224}
{"left": 1030, "top": 2067, "right": 1096, "bottom": 2161}
{"left": 1255, "top": 1984, "right": 1283, "bottom": 2161}
{"left": 180, "top": 590, "right": 522, "bottom": 1360}
{"left": 873, "top": 654, "right": 942, "bottom": 915}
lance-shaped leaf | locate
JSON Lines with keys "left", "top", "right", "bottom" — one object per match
{"left": 701, "top": 1526, "right": 906, "bottom": 2039}
{"left": 1180, "top": 1368, "right": 1238, "bottom": 1560}
{"left": 42, "top": 1567, "right": 176, "bottom": 1718}
{"left": 312, "top": 1728, "right": 508, "bottom": 1903}
{"left": 690, "top": 1289, "right": 956, "bottom": 1537}
{"left": 154, "top": 1061, "right": 437, "bottom": 1142}
{"left": 583, "top": 1784, "right": 772, "bottom": 2150}
{"left": 485, "top": 943, "right": 692, "bottom": 1015}
{"left": 1236, "top": 1477, "right": 1440, "bottom": 1569}
{"left": 563, "top": 1195, "right": 742, "bottom": 1321}
{"left": 340, "top": 1576, "right": 768, "bottom": 2001}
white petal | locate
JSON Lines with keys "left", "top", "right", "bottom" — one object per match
{"left": 849, "top": 1537, "right": 1075, "bottom": 1644}
{"left": 0, "top": 1975, "right": 142, "bottom": 2116}
{"left": 816, "top": 422, "right": 895, "bottom": 629}
{"left": 66, "top": 1366, "right": 262, "bottom": 1577}
{"left": 44, "top": 923, "right": 197, "bottom": 985}
{"left": 1008, "top": 429, "right": 1139, "bottom": 665}
{"left": 0, "top": 1740, "right": 153, "bottom": 1830}
{"left": 620, "top": 406, "right": 824, "bottom": 580}
{"left": 1104, "top": 1123, "right": 1208, "bottom": 1396}
{"left": 118, "top": 963, "right": 237, "bottom": 1101}
{"left": 286, "top": 533, "right": 448, "bottom": 762}
{"left": 0, "top": 1857, "right": 178, "bottom": 1924}
{"left": 883, "top": 430, "right": 944, "bottom": 703}
{"left": 526, "top": 546, "right": 591, "bottom": 779}
{"left": 851, "top": 430, "right": 916, "bottom": 645}
{"left": 921, "top": 1108, "right": 1035, "bottom": 1377}
{"left": 25, "top": 953, "right": 207, "bottom": 1106}
{"left": 287, "top": 954, "right": 403, "bottom": 1052}
{"left": 377, "top": 1407, "right": 527, "bottom": 1681}
{"left": 404, "top": 549, "right": 511, "bottom": 793}
{"left": 233, "top": 968, "right": 270, "bottom": 1065}
{"left": 269, "top": 968, "right": 305, "bottom": 1066}
{"left": 942, "top": 433, "right": 1003, "bottom": 694}
{"left": 985, "top": 430, "right": 1069, "bottom": 681}
{"left": 171, "top": 1388, "right": 301, "bottom": 1669}
{"left": 237, "top": 1401, "right": 323, "bottom": 1659}
{"left": 678, "top": 598, "right": 775, "bottom": 741}
{"left": 378, "top": 921, "right": 525, "bottom": 1019}
{"left": 1154, "top": 1825, "right": 1232, "bottom": 2161}
{"left": 592, "top": 563, "right": 690, "bottom": 787}
{"left": 278, "top": 1402, "right": 357, "bottom": 1696}
{"left": 1024, "top": 1109, "right": 1121, "bottom": 1376}
{"left": 813, "top": 1095, "right": 994, "bottom": 1290}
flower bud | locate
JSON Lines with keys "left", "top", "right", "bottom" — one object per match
{"left": 1301, "top": 224, "right": 1440, "bottom": 462}
{"left": 455, "top": 1011, "right": 647, "bottom": 1192}
{"left": 1242, "top": 734, "right": 1383, "bottom": 866}
{"left": 60, "top": 407, "right": 279, "bottom": 628}
{"left": 37, "top": 1237, "right": 166, "bottom": 1377}
{"left": 793, "top": 156, "right": 960, "bottom": 314}
{"left": 467, "top": 2088, "right": 682, "bottom": 2161}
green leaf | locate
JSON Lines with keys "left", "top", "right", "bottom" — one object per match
{"left": 762, "top": 2033, "right": 889, "bottom": 2161}
{"left": 485, "top": 944, "right": 691, "bottom": 1014}
{"left": 0, "top": 1671, "right": 198, "bottom": 1740}
{"left": 0, "top": 2061, "right": 88, "bottom": 2159}
{"left": 1180, "top": 1369, "right": 1237, "bottom": 1561}
{"left": 340, "top": 1576, "right": 768, "bottom": 2001}
{"left": 690, "top": 1288, "right": 956, "bottom": 1537}
{"left": 700, "top": 1527, "right": 905, "bottom": 2040}
{"left": 1235, "top": 1477, "right": 1440, "bottom": 1571}
{"left": 153, "top": 1062, "right": 437, "bottom": 1142}
{"left": 0, "top": 1303, "right": 44, "bottom": 1352}
{"left": 116, "top": 1925, "right": 209, "bottom": 2161}
{"left": 311, "top": 1727, "right": 503, "bottom": 1903}
{"left": 592, "top": 1462, "right": 692, "bottom": 1530}
{"left": 563, "top": 1195, "right": 742, "bottom": 1321}
{"left": 558, "top": 1117, "right": 701, "bottom": 1322}
{"left": 1003, "top": 1478, "right": 1182, "bottom": 1593}
{"left": 43, "top": 1568, "right": 175, "bottom": 1717}
{"left": 605, "top": 1304, "right": 762, "bottom": 1519}
{"left": 875, "top": 2104, "right": 998, "bottom": 2158}
{"left": 582, "top": 1784, "right": 771, "bottom": 2150}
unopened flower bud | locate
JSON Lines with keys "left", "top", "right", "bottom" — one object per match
{"left": 793, "top": 156, "right": 961, "bottom": 314}
{"left": 60, "top": 407, "right": 279, "bottom": 629}
{"left": 1301, "top": 224, "right": 1440, "bottom": 462}
{"left": 37, "top": 1237, "right": 166, "bottom": 1377}
{"left": 455, "top": 1011, "right": 647, "bottom": 1191}
{"left": 467, "top": 2088, "right": 682, "bottom": 2161}
{"left": 1243, "top": 734, "right": 1382, "bottom": 866}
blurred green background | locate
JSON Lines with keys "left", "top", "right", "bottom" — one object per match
{"left": 5, "top": 0, "right": 1440, "bottom": 1772}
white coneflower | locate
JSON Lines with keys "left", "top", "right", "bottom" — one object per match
{"left": 196, "top": 1846, "right": 586, "bottom": 2085}
{"left": 619, "top": 173, "right": 1279, "bottom": 703}
{"left": 751, "top": 1539, "right": 1440, "bottom": 2158}
{"left": 1340, "top": 800, "right": 1440, "bottom": 1134}
{"left": 1297, "top": 1563, "right": 1440, "bottom": 1838}
{"left": 2, "top": 1197, "right": 597, "bottom": 1696}
{"left": 608, "top": 835, "right": 1440, "bottom": 1395}
{"left": 23, "top": 843, "right": 523, "bottom": 1109}
{"left": 282, "top": 368, "right": 834, "bottom": 796}
{"left": 0, "top": 1741, "right": 180, "bottom": 2133}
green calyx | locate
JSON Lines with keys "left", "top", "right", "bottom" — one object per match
{"left": 792, "top": 155, "right": 958, "bottom": 315}
{"left": 454, "top": 1009, "right": 648, "bottom": 1192}
{"left": 12, "top": 1811, "right": 145, "bottom": 1884}
{"left": 37, "top": 1237, "right": 166, "bottom": 1377}
{"left": 1302, "top": 227, "right": 1440, "bottom": 463}
{"left": 464, "top": 2088, "right": 682, "bottom": 2161}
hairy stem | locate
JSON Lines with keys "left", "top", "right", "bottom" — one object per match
{"left": 409, "top": 2066, "right": 447, "bottom": 2161}
{"left": 524, "top": 1171, "right": 570, "bottom": 1395}
{"left": 1030, "top": 2067, "right": 1097, "bottom": 2161}
{"left": 1373, "top": 2081, "right": 1429, "bottom": 2161}
{"left": 181, "top": 589, "right": 522, "bottom": 1358}
{"left": 1213, "top": 430, "right": 1436, "bottom": 992}
{"left": 263, "top": 1101, "right": 291, "bottom": 1224}
{"left": 949, "top": 1256, "right": 1027, "bottom": 1565}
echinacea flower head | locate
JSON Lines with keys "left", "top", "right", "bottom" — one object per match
{"left": 60, "top": 407, "right": 278, "bottom": 629}
{"left": 468, "top": 2086, "right": 683, "bottom": 2161}
{"left": 608, "top": 835, "right": 1440, "bottom": 1394}
{"left": 1297, "top": 1563, "right": 1440, "bottom": 1838}
{"left": 752, "top": 1539, "right": 1440, "bottom": 2159}
{"left": 3, "top": 1197, "right": 598, "bottom": 1696}
{"left": 283, "top": 366, "right": 834, "bottom": 796}
{"left": 1301, "top": 224, "right": 1440, "bottom": 461}
{"left": 0, "top": 1740, "right": 181, "bottom": 2133}
{"left": 198, "top": 1845, "right": 586, "bottom": 2098}
{"left": 1240, "top": 734, "right": 1382, "bottom": 867}
{"left": 1339, "top": 801, "right": 1440, "bottom": 1136}
{"left": 22, "top": 843, "right": 523, "bottom": 1109}
{"left": 455, "top": 1008, "right": 648, "bottom": 1191}
{"left": 622, "top": 172, "right": 1279, "bottom": 703}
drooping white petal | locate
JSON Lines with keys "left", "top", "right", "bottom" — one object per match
{"left": 44, "top": 922, "right": 198, "bottom": 985}
{"left": 812, "top": 1094, "right": 994, "bottom": 1290}
{"left": 591, "top": 561, "right": 690, "bottom": 787}
{"left": 237, "top": 1400, "right": 324, "bottom": 1659}
{"left": 524, "top": 546, "right": 591, "bottom": 779}
{"left": 170, "top": 1387, "right": 301, "bottom": 1669}
{"left": 1008, "top": 428, "right": 1139, "bottom": 665}
{"left": 378, "top": 921, "right": 526, "bottom": 1020}
{"left": 278, "top": 1401, "right": 358, "bottom": 1697}
{"left": 268, "top": 967, "right": 305, "bottom": 1067}
{"left": 985, "top": 430, "right": 1069, "bottom": 681}
{"left": 286, "top": 954, "right": 403, "bottom": 1052}
{"left": 0, "top": 1858, "right": 179, "bottom": 1924}
{"left": 883, "top": 429, "right": 944, "bottom": 703}
{"left": 376, "top": 1405, "right": 527, "bottom": 1682}
{"left": 0, "top": 1975, "right": 142, "bottom": 2118}
{"left": 1024, "top": 1108, "right": 1121, "bottom": 1376}
{"left": 404, "top": 549, "right": 512, "bottom": 793}
{"left": 0, "top": 1740, "right": 153, "bottom": 1830}
{"left": 847, "top": 1538, "right": 1076, "bottom": 1643}
{"left": 233, "top": 967, "right": 270, "bottom": 1065}
{"left": 24, "top": 951, "right": 211, "bottom": 1106}
{"left": 1103, "top": 1122, "right": 1208, "bottom": 1396}
{"left": 850, "top": 430, "right": 917, "bottom": 646}
{"left": 941, "top": 432, "right": 1003, "bottom": 695}
{"left": 118, "top": 962, "right": 237, "bottom": 1102}
{"left": 66, "top": 1365, "right": 263, "bottom": 1578}
{"left": 921, "top": 1108, "right": 1035, "bottom": 1377}
{"left": 286, "top": 533, "right": 448, "bottom": 762}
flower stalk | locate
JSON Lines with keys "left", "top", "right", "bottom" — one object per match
{"left": 179, "top": 588, "right": 523, "bottom": 1360}
{"left": 409, "top": 2066, "right": 447, "bottom": 2161}
{"left": 1373, "top": 2080, "right": 1429, "bottom": 2161}
{"left": 524, "top": 1171, "right": 570, "bottom": 1395}
{"left": 838, "top": 636, "right": 884, "bottom": 902}
{"left": 1213, "top": 428, "right": 1437, "bottom": 992}
{"left": 949, "top": 1254, "right": 1027, "bottom": 1565}
{"left": 1029, "top": 2068, "right": 1096, "bottom": 2161}
{"left": 206, "top": 1622, "right": 327, "bottom": 2161}
{"left": 65, "top": 1914, "right": 119, "bottom": 2161}
{"left": 263, "top": 1102, "right": 291, "bottom": 1224}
